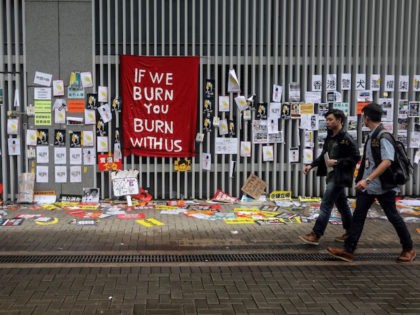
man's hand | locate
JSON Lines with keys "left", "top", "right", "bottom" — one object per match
{"left": 303, "top": 165, "right": 312, "bottom": 175}
{"left": 326, "top": 159, "right": 338, "bottom": 167}
{"left": 355, "top": 179, "right": 369, "bottom": 191}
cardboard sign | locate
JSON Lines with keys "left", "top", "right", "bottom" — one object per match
{"left": 241, "top": 174, "right": 267, "bottom": 200}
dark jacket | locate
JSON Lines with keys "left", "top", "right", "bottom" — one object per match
{"left": 311, "top": 129, "right": 360, "bottom": 187}
{"left": 355, "top": 124, "right": 396, "bottom": 191}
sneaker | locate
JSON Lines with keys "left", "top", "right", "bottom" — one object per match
{"left": 397, "top": 249, "right": 416, "bottom": 263}
{"left": 327, "top": 247, "right": 354, "bottom": 262}
{"left": 299, "top": 232, "right": 320, "bottom": 245}
{"left": 334, "top": 233, "right": 349, "bottom": 243}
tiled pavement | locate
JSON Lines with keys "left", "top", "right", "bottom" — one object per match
{"left": 0, "top": 204, "right": 418, "bottom": 314}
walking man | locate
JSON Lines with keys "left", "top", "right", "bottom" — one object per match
{"left": 300, "top": 109, "right": 360, "bottom": 245}
{"left": 327, "top": 103, "right": 416, "bottom": 262}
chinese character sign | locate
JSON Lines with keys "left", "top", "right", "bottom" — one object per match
{"left": 120, "top": 55, "right": 199, "bottom": 157}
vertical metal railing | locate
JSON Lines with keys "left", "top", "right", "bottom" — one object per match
{"left": 2, "top": 0, "right": 420, "bottom": 200}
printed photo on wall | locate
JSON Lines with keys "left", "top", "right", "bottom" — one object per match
{"left": 111, "top": 97, "right": 122, "bottom": 112}
{"left": 256, "top": 103, "right": 267, "bottom": 120}
{"left": 281, "top": 103, "right": 291, "bottom": 119}
{"left": 289, "top": 147, "right": 299, "bottom": 163}
{"left": 86, "top": 93, "right": 98, "bottom": 109}
{"left": 203, "top": 114, "right": 212, "bottom": 133}
{"left": 82, "top": 188, "right": 100, "bottom": 203}
{"left": 96, "top": 118, "right": 108, "bottom": 136}
{"left": 409, "top": 101, "right": 420, "bottom": 118}
{"left": 204, "top": 79, "right": 215, "bottom": 100}
{"left": 70, "top": 131, "right": 81, "bottom": 148}
{"left": 36, "top": 129, "right": 49, "bottom": 145}
{"left": 263, "top": 146, "right": 274, "bottom": 162}
{"left": 54, "top": 129, "right": 66, "bottom": 147}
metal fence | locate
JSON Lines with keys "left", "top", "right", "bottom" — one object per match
{"left": 1, "top": 0, "right": 420, "bottom": 201}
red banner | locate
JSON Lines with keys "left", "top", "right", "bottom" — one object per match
{"left": 120, "top": 55, "right": 199, "bottom": 157}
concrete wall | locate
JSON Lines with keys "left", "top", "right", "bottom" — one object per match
{"left": 25, "top": 0, "right": 93, "bottom": 195}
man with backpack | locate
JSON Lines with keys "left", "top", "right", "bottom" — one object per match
{"left": 327, "top": 103, "right": 416, "bottom": 263}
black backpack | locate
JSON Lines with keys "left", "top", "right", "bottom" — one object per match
{"left": 378, "top": 130, "right": 414, "bottom": 185}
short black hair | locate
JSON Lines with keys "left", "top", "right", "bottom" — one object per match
{"left": 324, "top": 109, "right": 346, "bottom": 125}
{"left": 362, "top": 103, "right": 383, "bottom": 122}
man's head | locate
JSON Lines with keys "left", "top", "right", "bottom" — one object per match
{"left": 362, "top": 103, "right": 383, "bottom": 125}
{"left": 324, "top": 109, "right": 346, "bottom": 131}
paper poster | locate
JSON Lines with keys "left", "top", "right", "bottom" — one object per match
{"left": 7, "top": 119, "right": 19, "bottom": 135}
{"left": 300, "top": 114, "right": 318, "bottom": 130}
{"left": 415, "top": 150, "right": 420, "bottom": 164}
{"left": 303, "top": 148, "right": 313, "bottom": 164}
{"left": 267, "top": 116, "right": 279, "bottom": 134}
{"left": 341, "top": 73, "right": 351, "bottom": 90}
{"left": 111, "top": 97, "right": 122, "bottom": 112}
{"left": 54, "top": 129, "right": 66, "bottom": 146}
{"left": 357, "top": 90, "right": 373, "bottom": 102}
{"left": 332, "top": 102, "right": 350, "bottom": 116}
{"left": 36, "top": 165, "right": 49, "bottom": 183}
{"left": 370, "top": 74, "right": 380, "bottom": 91}
{"left": 234, "top": 95, "right": 248, "bottom": 111}
{"left": 326, "top": 74, "right": 337, "bottom": 91}
{"left": 54, "top": 147, "right": 67, "bottom": 165}
{"left": 378, "top": 98, "right": 393, "bottom": 122}
{"left": 53, "top": 80, "right": 65, "bottom": 96}
{"left": 409, "top": 101, "right": 420, "bottom": 117}
{"left": 269, "top": 102, "right": 282, "bottom": 119}
{"left": 312, "top": 74, "right": 322, "bottom": 91}
{"left": 70, "top": 131, "right": 81, "bottom": 147}
{"left": 82, "top": 188, "right": 100, "bottom": 203}
{"left": 400, "top": 75, "right": 409, "bottom": 92}
{"left": 13, "top": 89, "right": 20, "bottom": 108}
{"left": 218, "top": 118, "right": 229, "bottom": 135}
{"left": 97, "top": 136, "right": 109, "bottom": 152}
{"left": 281, "top": 103, "right": 291, "bottom": 119}
{"left": 83, "top": 109, "right": 95, "bottom": 125}
{"left": 98, "top": 86, "right": 108, "bottom": 102}
{"left": 272, "top": 84, "right": 282, "bottom": 102}
{"left": 263, "top": 146, "right": 274, "bottom": 162}
{"left": 289, "top": 147, "right": 299, "bottom": 163}
{"left": 70, "top": 148, "right": 82, "bottom": 165}
{"left": 299, "top": 103, "right": 315, "bottom": 115}
{"left": 67, "top": 100, "right": 85, "bottom": 113}
{"left": 55, "top": 166, "right": 67, "bottom": 183}
{"left": 202, "top": 152, "right": 211, "bottom": 170}
{"left": 410, "top": 132, "right": 420, "bottom": 148}
{"left": 305, "top": 91, "right": 321, "bottom": 104}
{"left": 219, "top": 96, "right": 230, "bottom": 112}
{"left": 36, "top": 146, "right": 49, "bottom": 163}
{"left": 256, "top": 103, "right": 267, "bottom": 119}
{"left": 81, "top": 72, "right": 93, "bottom": 88}
{"left": 304, "top": 130, "right": 314, "bottom": 148}
{"left": 243, "top": 109, "right": 251, "bottom": 120}
{"left": 215, "top": 137, "right": 238, "bottom": 154}
{"left": 54, "top": 108, "right": 66, "bottom": 124}
{"left": 240, "top": 141, "right": 251, "bottom": 157}
{"left": 26, "top": 129, "right": 37, "bottom": 146}
{"left": 69, "top": 71, "right": 82, "bottom": 90}
{"left": 227, "top": 69, "right": 240, "bottom": 92}
{"left": 252, "top": 120, "right": 268, "bottom": 144}
{"left": 269, "top": 131, "right": 284, "bottom": 144}
{"left": 34, "top": 87, "right": 51, "bottom": 100}
{"left": 317, "top": 103, "right": 329, "bottom": 116}
{"left": 385, "top": 75, "right": 395, "bottom": 91}
{"left": 33, "top": 71, "right": 52, "bottom": 87}
{"left": 86, "top": 93, "right": 98, "bottom": 109}
{"left": 35, "top": 113, "right": 52, "bottom": 126}
{"left": 70, "top": 166, "right": 82, "bottom": 183}
{"left": 355, "top": 74, "right": 366, "bottom": 90}
{"left": 114, "top": 143, "right": 122, "bottom": 161}
{"left": 36, "top": 129, "right": 49, "bottom": 145}
{"left": 8, "top": 138, "right": 21, "bottom": 156}
{"left": 83, "top": 148, "right": 96, "bottom": 165}
{"left": 82, "top": 131, "right": 94, "bottom": 147}
{"left": 327, "top": 91, "right": 342, "bottom": 102}
{"left": 98, "top": 103, "right": 112, "bottom": 123}
{"left": 290, "top": 103, "right": 300, "bottom": 118}
{"left": 289, "top": 83, "right": 301, "bottom": 102}
{"left": 413, "top": 75, "right": 420, "bottom": 92}
{"left": 229, "top": 160, "right": 236, "bottom": 178}
{"left": 357, "top": 102, "right": 369, "bottom": 115}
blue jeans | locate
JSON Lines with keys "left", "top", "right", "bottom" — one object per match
{"left": 345, "top": 190, "right": 413, "bottom": 253}
{"left": 312, "top": 181, "right": 352, "bottom": 237}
